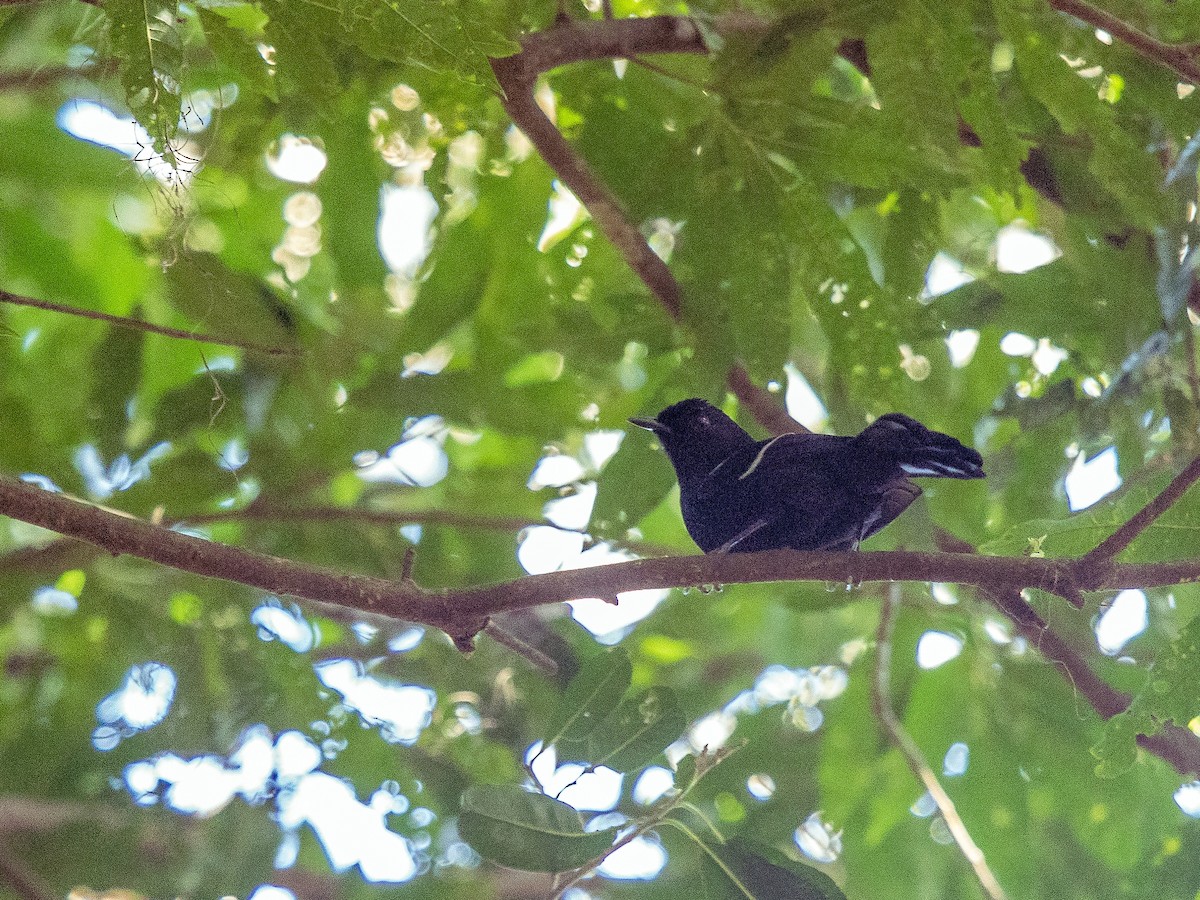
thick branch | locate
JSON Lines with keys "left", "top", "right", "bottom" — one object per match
{"left": 7, "top": 472, "right": 1200, "bottom": 771}
{"left": 1047, "top": 0, "right": 1200, "bottom": 85}
{"left": 0, "top": 475, "right": 460, "bottom": 631}
{"left": 4, "top": 474, "right": 1199, "bottom": 635}
{"left": 0, "top": 290, "right": 300, "bottom": 357}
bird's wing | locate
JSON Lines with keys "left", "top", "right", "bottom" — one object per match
{"left": 731, "top": 433, "right": 871, "bottom": 549}
{"left": 733, "top": 433, "right": 852, "bottom": 486}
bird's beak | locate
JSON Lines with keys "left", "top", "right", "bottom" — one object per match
{"left": 629, "top": 416, "right": 667, "bottom": 434}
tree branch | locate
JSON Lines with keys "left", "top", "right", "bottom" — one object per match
{"left": 986, "top": 586, "right": 1200, "bottom": 774}
{"left": 725, "top": 366, "right": 805, "bottom": 437}
{"left": 1083, "top": 456, "right": 1200, "bottom": 565}
{"left": 490, "top": 15, "right": 805, "bottom": 436}
{"left": 7, "top": 470, "right": 1200, "bottom": 771}
{"left": 0, "top": 63, "right": 114, "bottom": 91}
{"left": 0, "top": 842, "right": 53, "bottom": 900}
{"left": 481, "top": 619, "right": 559, "bottom": 675}
{"left": 0, "top": 290, "right": 301, "bottom": 357}
{"left": 872, "top": 586, "right": 1008, "bottom": 900}
{"left": 186, "top": 502, "right": 547, "bottom": 534}
{"left": 491, "top": 43, "right": 685, "bottom": 321}
{"left": 4, "top": 473, "right": 1200, "bottom": 639}
{"left": 1047, "top": 0, "right": 1200, "bottom": 85}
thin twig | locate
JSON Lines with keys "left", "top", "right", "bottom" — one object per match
{"left": 185, "top": 502, "right": 544, "bottom": 533}
{"left": 185, "top": 503, "right": 677, "bottom": 557}
{"left": 549, "top": 747, "right": 743, "bottom": 899}
{"left": 401, "top": 545, "right": 417, "bottom": 582}
{"left": 0, "top": 63, "right": 115, "bottom": 91}
{"left": 1047, "top": 0, "right": 1200, "bottom": 85}
{"left": 0, "top": 842, "right": 54, "bottom": 900}
{"left": 1083, "top": 456, "right": 1200, "bottom": 564}
{"left": 626, "top": 54, "right": 709, "bottom": 90}
{"left": 0, "top": 290, "right": 301, "bottom": 357}
{"left": 872, "top": 586, "right": 1008, "bottom": 900}
{"left": 483, "top": 620, "right": 559, "bottom": 675}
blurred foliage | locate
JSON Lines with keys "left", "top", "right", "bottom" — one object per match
{"left": 2, "top": 0, "right": 1200, "bottom": 897}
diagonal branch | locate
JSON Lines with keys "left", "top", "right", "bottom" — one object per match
{"left": 1047, "top": 0, "right": 1200, "bottom": 85}
{"left": 491, "top": 38, "right": 686, "bottom": 321}
{"left": 0, "top": 289, "right": 301, "bottom": 357}
{"left": 0, "top": 841, "right": 53, "bottom": 900}
{"left": 490, "top": 15, "right": 804, "bottom": 435}
{"left": 872, "top": 586, "right": 1008, "bottom": 900}
{"left": 986, "top": 586, "right": 1200, "bottom": 774}
{"left": 1082, "top": 456, "right": 1200, "bottom": 565}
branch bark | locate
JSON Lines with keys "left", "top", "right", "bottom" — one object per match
{"left": 6, "top": 464, "right": 1200, "bottom": 772}
{"left": 986, "top": 587, "right": 1200, "bottom": 775}
{"left": 1083, "top": 456, "right": 1200, "bottom": 565}
{"left": 1047, "top": 0, "right": 1200, "bottom": 85}
{"left": 2, "top": 473, "right": 1198, "bottom": 633}
{"left": 0, "top": 290, "right": 301, "bottom": 357}
{"left": 490, "top": 15, "right": 805, "bottom": 436}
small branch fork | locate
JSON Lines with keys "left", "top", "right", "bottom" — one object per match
{"left": 873, "top": 586, "right": 1008, "bottom": 900}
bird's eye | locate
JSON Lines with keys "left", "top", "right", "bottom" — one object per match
{"left": 698, "top": 416, "right": 710, "bottom": 426}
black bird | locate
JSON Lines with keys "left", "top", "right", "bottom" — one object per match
{"left": 630, "top": 399, "right": 984, "bottom": 553}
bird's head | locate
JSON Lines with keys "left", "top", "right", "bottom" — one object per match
{"left": 630, "top": 398, "right": 754, "bottom": 474}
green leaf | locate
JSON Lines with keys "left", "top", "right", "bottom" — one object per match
{"left": 543, "top": 647, "right": 632, "bottom": 749}
{"left": 504, "top": 351, "right": 565, "bottom": 388}
{"left": 105, "top": 0, "right": 184, "bottom": 157}
{"left": 261, "top": 0, "right": 516, "bottom": 90}
{"left": 88, "top": 320, "right": 145, "bottom": 457}
{"left": 1093, "top": 614, "right": 1200, "bottom": 778}
{"left": 198, "top": 7, "right": 277, "bottom": 101}
{"left": 164, "top": 253, "right": 296, "bottom": 348}
{"left": 587, "top": 686, "right": 686, "bottom": 773}
{"left": 702, "top": 838, "right": 847, "bottom": 900}
{"left": 981, "top": 469, "right": 1200, "bottom": 562}
{"left": 458, "top": 785, "right": 619, "bottom": 872}
{"left": 590, "top": 426, "right": 680, "bottom": 542}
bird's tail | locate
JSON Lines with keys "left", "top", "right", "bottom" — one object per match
{"left": 858, "top": 413, "right": 985, "bottom": 479}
